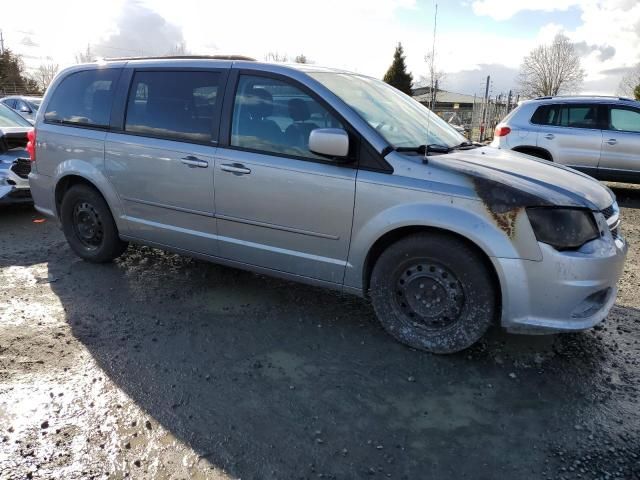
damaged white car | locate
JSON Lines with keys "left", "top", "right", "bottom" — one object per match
{"left": 0, "top": 103, "right": 33, "bottom": 205}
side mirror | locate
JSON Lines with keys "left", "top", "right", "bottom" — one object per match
{"left": 309, "top": 128, "right": 349, "bottom": 159}
{"left": 19, "top": 105, "right": 31, "bottom": 113}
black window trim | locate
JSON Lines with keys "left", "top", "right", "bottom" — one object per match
{"left": 219, "top": 68, "right": 392, "bottom": 172}
{"left": 111, "top": 66, "right": 230, "bottom": 146}
{"left": 43, "top": 67, "right": 124, "bottom": 132}
{"left": 604, "top": 104, "right": 640, "bottom": 133}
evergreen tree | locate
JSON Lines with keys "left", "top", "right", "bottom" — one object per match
{"left": 0, "top": 49, "right": 40, "bottom": 95}
{"left": 383, "top": 43, "right": 413, "bottom": 95}
{"left": 634, "top": 84, "right": 640, "bottom": 101}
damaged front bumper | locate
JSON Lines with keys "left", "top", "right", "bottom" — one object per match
{"left": 494, "top": 212, "right": 628, "bottom": 334}
{"left": 0, "top": 157, "right": 32, "bottom": 205}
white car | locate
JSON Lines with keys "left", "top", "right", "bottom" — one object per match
{"left": 0, "top": 103, "right": 33, "bottom": 205}
{"left": 0, "top": 96, "right": 42, "bottom": 125}
{"left": 491, "top": 96, "right": 640, "bottom": 184}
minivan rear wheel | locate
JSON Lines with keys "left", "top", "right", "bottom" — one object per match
{"left": 60, "top": 184, "right": 128, "bottom": 263}
{"left": 370, "top": 233, "right": 497, "bottom": 354}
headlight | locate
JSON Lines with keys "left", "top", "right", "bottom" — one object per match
{"left": 526, "top": 207, "right": 599, "bottom": 250}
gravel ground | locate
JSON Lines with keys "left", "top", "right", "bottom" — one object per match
{"left": 0, "top": 184, "right": 639, "bottom": 480}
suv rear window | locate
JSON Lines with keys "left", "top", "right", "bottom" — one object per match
{"left": 44, "top": 69, "right": 120, "bottom": 129}
{"left": 531, "top": 104, "right": 599, "bottom": 129}
{"left": 124, "top": 71, "right": 222, "bottom": 143}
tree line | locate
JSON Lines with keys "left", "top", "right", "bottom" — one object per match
{"left": 382, "top": 35, "right": 640, "bottom": 100}
{"left": 3, "top": 35, "right": 639, "bottom": 100}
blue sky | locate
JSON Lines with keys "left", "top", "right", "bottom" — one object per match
{"left": 1, "top": 0, "right": 638, "bottom": 97}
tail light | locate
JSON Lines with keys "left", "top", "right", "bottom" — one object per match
{"left": 494, "top": 126, "right": 511, "bottom": 137}
{"left": 26, "top": 129, "right": 36, "bottom": 162}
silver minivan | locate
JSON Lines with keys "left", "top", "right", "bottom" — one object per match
{"left": 28, "top": 58, "right": 627, "bottom": 353}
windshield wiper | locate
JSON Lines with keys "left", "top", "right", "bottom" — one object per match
{"left": 395, "top": 144, "right": 452, "bottom": 155}
{"left": 451, "top": 141, "right": 480, "bottom": 150}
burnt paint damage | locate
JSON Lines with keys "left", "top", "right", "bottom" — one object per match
{"left": 472, "top": 176, "right": 552, "bottom": 237}
{"left": 426, "top": 147, "right": 614, "bottom": 212}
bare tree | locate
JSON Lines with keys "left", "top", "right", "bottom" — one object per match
{"left": 423, "top": 52, "right": 446, "bottom": 107}
{"left": 166, "top": 41, "right": 189, "bottom": 56}
{"left": 75, "top": 44, "right": 93, "bottom": 63}
{"left": 618, "top": 63, "right": 640, "bottom": 99}
{"left": 34, "top": 62, "right": 59, "bottom": 91}
{"left": 264, "top": 52, "right": 288, "bottom": 62}
{"left": 518, "top": 34, "right": 585, "bottom": 98}
{"left": 294, "top": 54, "right": 311, "bottom": 64}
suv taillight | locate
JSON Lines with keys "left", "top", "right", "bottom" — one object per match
{"left": 494, "top": 126, "right": 511, "bottom": 137}
{"left": 26, "top": 129, "right": 36, "bottom": 162}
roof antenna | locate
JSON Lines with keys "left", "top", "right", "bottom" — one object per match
{"left": 424, "top": 2, "right": 438, "bottom": 162}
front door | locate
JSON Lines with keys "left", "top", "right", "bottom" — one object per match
{"left": 214, "top": 73, "right": 357, "bottom": 284}
{"left": 105, "top": 69, "right": 225, "bottom": 256}
{"left": 598, "top": 105, "right": 640, "bottom": 176}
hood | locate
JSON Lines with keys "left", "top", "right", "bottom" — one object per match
{"left": 428, "top": 147, "right": 614, "bottom": 211}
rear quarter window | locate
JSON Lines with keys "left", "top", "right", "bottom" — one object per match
{"left": 44, "top": 69, "right": 121, "bottom": 129}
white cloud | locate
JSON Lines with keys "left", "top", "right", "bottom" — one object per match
{"left": 471, "top": 0, "right": 640, "bottom": 94}
{"left": 471, "top": 0, "right": 581, "bottom": 21}
{"left": 0, "top": 0, "right": 638, "bottom": 96}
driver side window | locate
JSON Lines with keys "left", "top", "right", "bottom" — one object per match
{"left": 230, "top": 75, "right": 343, "bottom": 160}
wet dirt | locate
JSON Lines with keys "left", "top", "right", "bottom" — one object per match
{"left": 1, "top": 184, "right": 639, "bottom": 479}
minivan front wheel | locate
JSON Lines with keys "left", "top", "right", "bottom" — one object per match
{"left": 60, "top": 184, "right": 128, "bottom": 263}
{"left": 370, "top": 233, "right": 497, "bottom": 354}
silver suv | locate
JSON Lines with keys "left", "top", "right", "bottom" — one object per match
{"left": 28, "top": 58, "right": 627, "bottom": 353}
{"left": 491, "top": 96, "right": 640, "bottom": 183}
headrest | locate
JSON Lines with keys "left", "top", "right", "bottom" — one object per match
{"left": 248, "top": 87, "right": 273, "bottom": 119}
{"left": 288, "top": 98, "right": 310, "bottom": 122}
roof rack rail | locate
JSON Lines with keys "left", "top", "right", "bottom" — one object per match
{"left": 102, "top": 54, "right": 256, "bottom": 62}
{"left": 534, "top": 94, "right": 638, "bottom": 101}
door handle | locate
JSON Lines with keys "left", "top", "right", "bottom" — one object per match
{"left": 606, "top": 139, "right": 618, "bottom": 145}
{"left": 220, "top": 163, "right": 251, "bottom": 175}
{"left": 544, "top": 133, "right": 555, "bottom": 140}
{"left": 181, "top": 156, "right": 209, "bottom": 168}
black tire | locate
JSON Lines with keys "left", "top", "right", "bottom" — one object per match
{"left": 370, "top": 233, "right": 497, "bottom": 354}
{"left": 60, "top": 184, "right": 128, "bottom": 263}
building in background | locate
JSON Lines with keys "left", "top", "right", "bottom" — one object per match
{"left": 413, "top": 86, "right": 515, "bottom": 142}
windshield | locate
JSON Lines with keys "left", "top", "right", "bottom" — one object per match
{"left": 308, "top": 72, "right": 467, "bottom": 149}
{"left": 0, "top": 103, "right": 32, "bottom": 127}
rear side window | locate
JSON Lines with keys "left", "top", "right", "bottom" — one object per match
{"left": 44, "top": 69, "right": 120, "bottom": 128}
{"left": 124, "top": 71, "right": 222, "bottom": 143}
{"left": 531, "top": 104, "right": 598, "bottom": 129}
{"left": 531, "top": 105, "right": 557, "bottom": 125}
{"left": 610, "top": 108, "right": 640, "bottom": 133}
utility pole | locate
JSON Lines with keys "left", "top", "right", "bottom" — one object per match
{"left": 0, "top": 30, "right": 5, "bottom": 55}
{"left": 428, "top": 3, "right": 438, "bottom": 111}
{"left": 480, "top": 75, "right": 490, "bottom": 141}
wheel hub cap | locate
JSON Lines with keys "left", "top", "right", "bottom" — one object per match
{"left": 395, "top": 263, "right": 464, "bottom": 329}
{"left": 73, "top": 202, "right": 103, "bottom": 248}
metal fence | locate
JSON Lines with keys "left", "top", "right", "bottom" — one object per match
{"left": 0, "top": 83, "right": 41, "bottom": 97}
{"left": 431, "top": 97, "right": 515, "bottom": 143}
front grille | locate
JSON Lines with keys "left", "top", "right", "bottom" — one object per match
{"left": 601, "top": 205, "right": 614, "bottom": 220}
{"left": 10, "top": 159, "right": 31, "bottom": 179}
{"left": 601, "top": 203, "right": 620, "bottom": 239}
